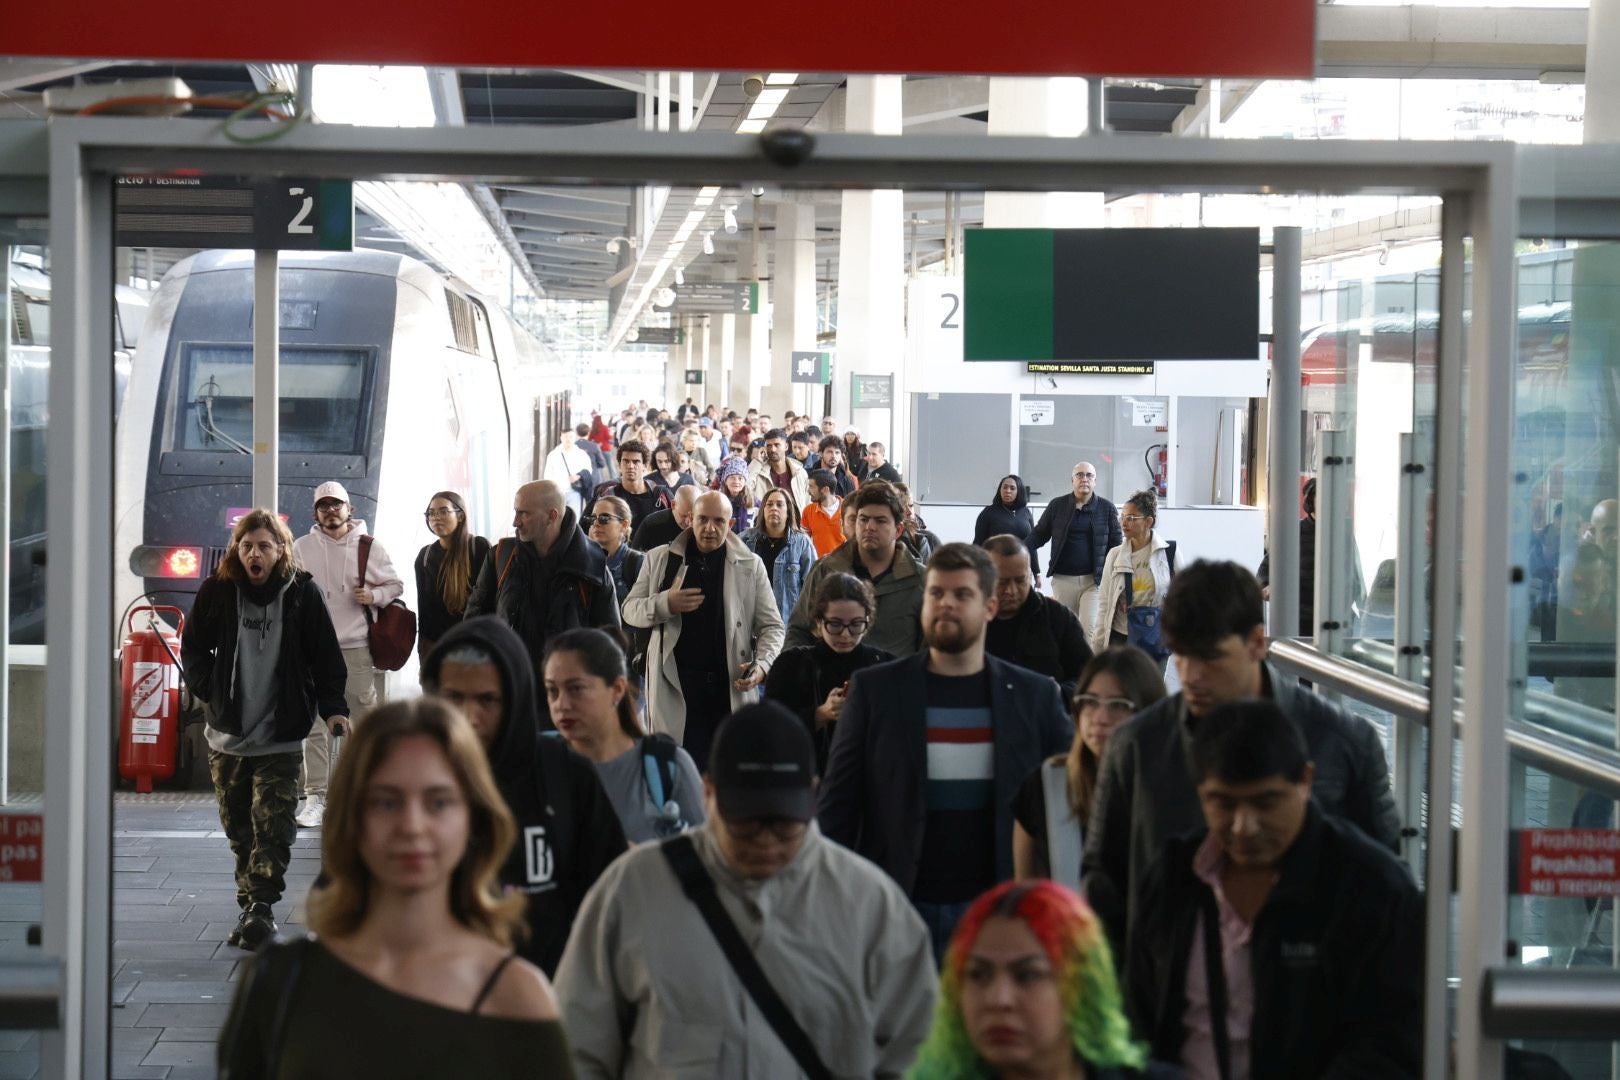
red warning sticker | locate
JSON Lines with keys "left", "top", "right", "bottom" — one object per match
{"left": 0, "top": 813, "right": 42, "bottom": 883}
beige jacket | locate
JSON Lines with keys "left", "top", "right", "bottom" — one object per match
{"left": 746, "top": 457, "right": 811, "bottom": 512}
{"left": 555, "top": 823, "right": 937, "bottom": 1080}
{"left": 1090, "top": 530, "right": 1174, "bottom": 655}
{"left": 622, "top": 531, "right": 785, "bottom": 744}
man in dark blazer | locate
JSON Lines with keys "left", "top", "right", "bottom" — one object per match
{"left": 819, "top": 542, "right": 1073, "bottom": 960}
{"left": 1027, "top": 460, "right": 1122, "bottom": 637}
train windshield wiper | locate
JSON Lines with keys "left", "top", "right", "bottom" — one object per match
{"left": 194, "top": 379, "right": 252, "bottom": 455}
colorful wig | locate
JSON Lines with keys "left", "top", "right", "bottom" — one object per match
{"left": 907, "top": 880, "right": 1146, "bottom": 1079}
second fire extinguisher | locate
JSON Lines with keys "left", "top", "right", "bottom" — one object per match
{"left": 118, "top": 606, "right": 186, "bottom": 794}
{"left": 1146, "top": 443, "right": 1169, "bottom": 499}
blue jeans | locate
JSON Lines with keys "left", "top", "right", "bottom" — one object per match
{"left": 915, "top": 900, "right": 974, "bottom": 965}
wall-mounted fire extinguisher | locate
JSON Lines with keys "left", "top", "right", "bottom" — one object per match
{"left": 1146, "top": 443, "right": 1169, "bottom": 499}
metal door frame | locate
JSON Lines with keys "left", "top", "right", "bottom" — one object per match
{"left": 22, "top": 115, "right": 1535, "bottom": 1077}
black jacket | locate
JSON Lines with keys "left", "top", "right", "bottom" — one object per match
{"left": 181, "top": 570, "right": 347, "bottom": 741}
{"left": 1081, "top": 662, "right": 1403, "bottom": 958}
{"left": 868, "top": 461, "right": 902, "bottom": 485}
{"left": 630, "top": 508, "right": 681, "bottom": 553}
{"left": 1029, "top": 493, "right": 1123, "bottom": 583}
{"left": 819, "top": 652, "right": 1073, "bottom": 895}
{"left": 420, "top": 617, "right": 628, "bottom": 976}
{"left": 1126, "top": 804, "right": 1422, "bottom": 1079}
{"left": 973, "top": 490, "right": 1041, "bottom": 575}
{"left": 983, "top": 591, "right": 1093, "bottom": 705}
{"left": 465, "top": 507, "right": 621, "bottom": 679}
{"left": 763, "top": 641, "right": 893, "bottom": 775}
{"left": 414, "top": 536, "right": 492, "bottom": 647}
{"left": 1258, "top": 516, "right": 1318, "bottom": 633}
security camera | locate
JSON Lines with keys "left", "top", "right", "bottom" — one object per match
{"left": 742, "top": 74, "right": 766, "bottom": 99}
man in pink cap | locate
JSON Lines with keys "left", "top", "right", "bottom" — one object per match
{"left": 290, "top": 480, "right": 404, "bottom": 826}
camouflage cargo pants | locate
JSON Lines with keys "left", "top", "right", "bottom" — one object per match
{"left": 209, "top": 750, "right": 301, "bottom": 909}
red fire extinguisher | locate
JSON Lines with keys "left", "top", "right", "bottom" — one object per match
{"left": 119, "top": 606, "right": 186, "bottom": 794}
{"left": 1147, "top": 443, "right": 1169, "bottom": 499}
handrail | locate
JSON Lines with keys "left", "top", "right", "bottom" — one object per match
{"left": 1268, "top": 638, "right": 1620, "bottom": 803}
{"left": 1482, "top": 968, "right": 1620, "bottom": 1040}
{"left": 0, "top": 957, "right": 60, "bottom": 1029}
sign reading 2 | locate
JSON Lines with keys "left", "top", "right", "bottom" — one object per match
{"left": 287, "top": 187, "right": 314, "bottom": 235}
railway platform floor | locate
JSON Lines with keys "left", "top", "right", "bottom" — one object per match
{"left": 0, "top": 792, "right": 321, "bottom": 1080}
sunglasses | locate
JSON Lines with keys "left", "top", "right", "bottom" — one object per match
{"left": 588, "top": 514, "right": 626, "bottom": 526}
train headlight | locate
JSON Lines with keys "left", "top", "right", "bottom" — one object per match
{"left": 129, "top": 545, "right": 203, "bottom": 579}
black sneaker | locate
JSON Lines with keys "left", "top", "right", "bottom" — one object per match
{"left": 226, "top": 909, "right": 250, "bottom": 948}
{"left": 236, "top": 903, "right": 278, "bottom": 951}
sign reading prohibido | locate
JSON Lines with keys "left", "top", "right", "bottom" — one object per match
{"left": 964, "top": 227, "right": 1260, "bottom": 363}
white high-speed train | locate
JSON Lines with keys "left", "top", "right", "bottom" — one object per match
{"left": 113, "top": 249, "right": 571, "bottom": 647}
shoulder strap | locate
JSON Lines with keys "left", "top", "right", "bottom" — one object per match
{"left": 658, "top": 551, "right": 686, "bottom": 593}
{"left": 641, "top": 734, "right": 679, "bottom": 807}
{"left": 262, "top": 937, "right": 312, "bottom": 1080}
{"left": 470, "top": 952, "right": 518, "bottom": 1016}
{"left": 357, "top": 533, "right": 373, "bottom": 585}
{"left": 1167, "top": 540, "right": 1178, "bottom": 576}
{"left": 661, "top": 836, "right": 833, "bottom": 1080}
{"left": 1041, "top": 759, "right": 1083, "bottom": 892}
{"left": 496, "top": 538, "right": 522, "bottom": 590}
{"left": 1200, "top": 892, "right": 1234, "bottom": 1080}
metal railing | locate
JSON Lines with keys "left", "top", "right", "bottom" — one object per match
{"left": 1482, "top": 968, "right": 1620, "bottom": 1040}
{"left": 1268, "top": 638, "right": 1620, "bottom": 803}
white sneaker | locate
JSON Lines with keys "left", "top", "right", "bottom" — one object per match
{"left": 295, "top": 795, "right": 325, "bottom": 829}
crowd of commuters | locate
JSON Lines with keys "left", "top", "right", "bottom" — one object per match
{"left": 205, "top": 396, "right": 1435, "bottom": 1079}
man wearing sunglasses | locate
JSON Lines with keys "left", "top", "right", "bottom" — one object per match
{"left": 558, "top": 702, "right": 936, "bottom": 1079}
{"left": 981, "top": 534, "right": 1093, "bottom": 706}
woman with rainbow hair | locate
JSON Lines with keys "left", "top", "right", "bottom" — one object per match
{"left": 909, "top": 879, "right": 1180, "bottom": 1080}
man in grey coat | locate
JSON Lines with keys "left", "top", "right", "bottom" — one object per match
{"left": 557, "top": 702, "right": 937, "bottom": 1079}
{"left": 1081, "top": 559, "right": 1403, "bottom": 958}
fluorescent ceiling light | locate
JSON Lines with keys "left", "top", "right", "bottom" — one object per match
{"left": 737, "top": 118, "right": 768, "bottom": 134}
{"left": 767, "top": 73, "right": 798, "bottom": 86}
{"left": 756, "top": 88, "right": 790, "bottom": 108}
{"left": 312, "top": 65, "right": 436, "bottom": 127}
{"left": 695, "top": 185, "right": 721, "bottom": 206}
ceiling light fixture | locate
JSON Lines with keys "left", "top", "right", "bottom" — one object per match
{"left": 723, "top": 206, "right": 739, "bottom": 235}
{"left": 695, "top": 186, "right": 721, "bottom": 207}
{"left": 702, "top": 232, "right": 715, "bottom": 255}
{"left": 674, "top": 267, "right": 685, "bottom": 285}
{"left": 737, "top": 118, "right": 767, "bottom": 135}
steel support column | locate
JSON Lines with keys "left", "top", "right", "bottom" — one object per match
{"left": 1267, "top": 226, "right": 1302, "bottom": 642}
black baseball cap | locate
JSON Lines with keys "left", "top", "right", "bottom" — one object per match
{"left": 709, "top": 702, "right": 816, "bottom": 822}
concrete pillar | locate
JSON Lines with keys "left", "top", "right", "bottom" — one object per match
{"left": 703, "top": 316, "right": 722, "bottom": 407}
{"left": 718, "top": 287, "right": 737, "bottom": 415}
{"left": 1588, "top": 0, "right": 1620, "bottom": 141}
{"left": 664, "top": 338, "right": 682, "bottom": 411}
{"left": 732, "top": 237, "right": 769, "bottom": 411}
{"left": 768, "top": 201, "right": 818, "bottom": 420}
{"left": 833, "top": 75, "right": 906, "bottom": 461}
{"left": 983, "top": 78, "right": 1103, "bottom": 229}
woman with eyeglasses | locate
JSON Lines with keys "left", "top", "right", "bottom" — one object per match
{"left": 586, "top": 495, "right": 643, "bottom": 606}
{"left": 764, "top": 573, "right": 893, "bottom": 774}
{"left": 650, "top": 441, "right": 695, "bottom": 492}
{"left": 1092, "top": 489, "right": 1177, "bottom": 665}
{"left": 1012, "top": 647, "right": 1166, "bottom": 888}
{"left": 415, "top": 491, "right": 491, "bottom": 662}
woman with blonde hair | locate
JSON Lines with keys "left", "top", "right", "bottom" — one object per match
{"left": 217, "top": 698, "right": 573, "bottom": 1078}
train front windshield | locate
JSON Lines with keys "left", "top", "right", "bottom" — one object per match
{"left": 177, "top": 345, "right": 370, "bottom": 454}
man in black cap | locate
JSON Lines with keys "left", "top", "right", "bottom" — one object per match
{"left": 557, "top": 702, "right": 936, "bottom": 1079}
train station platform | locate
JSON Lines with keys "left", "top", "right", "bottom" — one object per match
{"left": 0, "top": 793, "right": 321, "bottom": 1080}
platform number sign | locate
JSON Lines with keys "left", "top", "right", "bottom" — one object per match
{"left": 115, "top": 176, "right": 354, "bottom": 251}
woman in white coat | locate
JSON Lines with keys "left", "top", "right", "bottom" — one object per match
{"left": 1091, "top": 489, "right": 1177, "bottom": 663}
{"left": 622, "top": 490, "right": 786, "bottom": 770}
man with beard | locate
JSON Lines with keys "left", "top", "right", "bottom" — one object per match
{"left": 816, "top": 435, "right": 859, "bottom": 497}
{"left": 746, "top": 428, "right": 811, "bottom": 510}
{"left": 181, "top": 509, "right": 347, "bottom": 949}
{"left": 785, "top": 482, "right": 924, "bottom": 657}
{"left": 818, "top": 542, "right": 1072, "bottom": 959}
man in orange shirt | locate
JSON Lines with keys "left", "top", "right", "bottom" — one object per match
{"left": 802, "top": 469, "right": 846, "bottom": 557}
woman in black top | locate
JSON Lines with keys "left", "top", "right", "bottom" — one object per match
{"left": 843, "top": 429, "right": 869, "bottom": 481}
{"left": 218, "top": 698, "right": 573, "bottom": 1079}
{"left": 974, "top": 474, "right": 1041, "bottom": 586}
{"left": 764, "top": 572, "right": 893, "bottom": 774}
{"left": 415, "top": 491, "right": 491, "bottom": 661}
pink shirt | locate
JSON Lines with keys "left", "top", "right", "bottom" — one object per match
{"left": 1181, "top": 832, "right": 1259, "bottom": 1080}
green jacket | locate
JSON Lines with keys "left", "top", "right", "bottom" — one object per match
{"left": 784, "top": 541, "right": 923, "bottom": 657}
